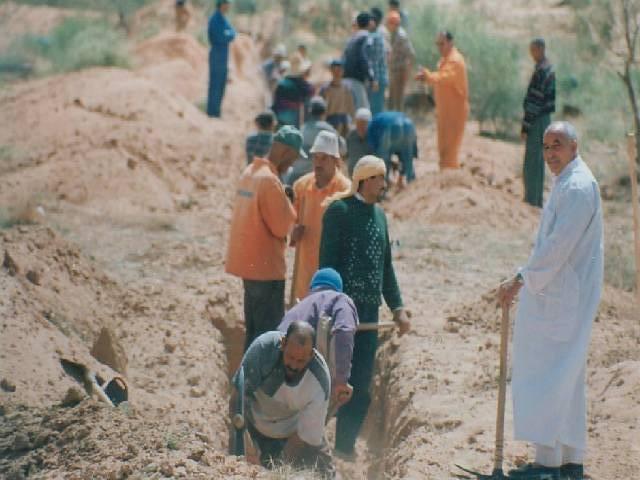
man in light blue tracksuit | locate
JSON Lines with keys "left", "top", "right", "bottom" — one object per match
{"left": 207, "top": 0, "right": 236, "bottom": 117}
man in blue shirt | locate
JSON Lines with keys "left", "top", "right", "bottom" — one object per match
{"left": 367, "top": 7, "right": 389, "bottom": 115}
{"left": 368, "top": 111, "right": 417, "bottom": 187}
{"left": 207, "top": 0, "right": 236, "bottom": 117}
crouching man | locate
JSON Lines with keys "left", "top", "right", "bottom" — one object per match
{"left": 232, "top": 322, "right": 335, "bottom": 478}
{"left": 279, "top": 268, "right": 358, "bottom": 411}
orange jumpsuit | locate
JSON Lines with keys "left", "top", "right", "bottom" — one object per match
{"left": 292, "top": 171, "right": 351, "bottom": 301}
{"left": 425, "top": 47, "right": 469, "bottom": 169}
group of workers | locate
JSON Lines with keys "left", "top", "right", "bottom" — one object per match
{"left": 207, "top": 2, "right": 599, "bottom": 480}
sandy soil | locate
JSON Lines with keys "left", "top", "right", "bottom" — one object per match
{"left": 1, "top": 2, "right": 638, "bottom": 480}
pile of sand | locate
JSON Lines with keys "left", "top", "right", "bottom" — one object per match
{"left": 389, "top": 167, "right": 538, "bottom": 229}
{"left": 0, "top": 225, "right": 234, "bottom": 452}
{"left": 0, "top": 68, "right": 255, "bottom": 219}
{"left": 0, "top": 399, "right": 263, "bottom": 479}
{"left": 135, "top": 32, "right": 209, "bottom": 102}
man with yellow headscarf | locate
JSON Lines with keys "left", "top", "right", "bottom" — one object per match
{"left": 319, "top": 155, "right": 410, "bottom": 459}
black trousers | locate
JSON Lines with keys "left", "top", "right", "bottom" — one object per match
{"left": 242, "top": 279, "right": 285, "bottom": 351}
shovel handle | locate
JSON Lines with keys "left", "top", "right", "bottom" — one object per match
{"left": 494, "top": 303, "right": 510, "bottom": 472}
{"left": 356, "top": 321, "right": 396, "bottom": 332}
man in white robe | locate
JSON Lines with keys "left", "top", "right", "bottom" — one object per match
{"left": 498, "top": 121, "right": 604, "bottom": 480}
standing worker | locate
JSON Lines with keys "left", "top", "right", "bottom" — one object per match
{"left": 272, "top": 54, "right": 314, "bottom": 128}
{"left": 225, "top": 126, "right": 305, "bottom": 351}
{"left": 207, "top": 0, "right": 235, "bottom": 118}
{"left": 522, "top": 37, "right": 556, "bottom": 207}
{"left": 367, "top": 7, "right": 389, "bottom": 115}
{"left": 343, "top": 12, "right": 375, "bottom": 111}
{"left": 290, "top": 131, "right": 351, "bottom": 302}
{"left": 498, "top": 122, "right": 603, "bottom": 480}
{"left": 388, "top": 0, "right": 409, "bottom": 31}
{"left": 320, "top": 60, "right": 356, "bottom": 137}
{"left": 175, "top": 0, "right": 191, "bottom": 32}
{"left": 386, "top": 11, "right": 415, "bottom": 111}
{"left": 416, "top": 31, "right": 468, "bottom": 170}
{"left": 319, "top": 155, "right": 410, "bottom": 459}
{"left": 286, "top": 97, "right": 338, "bottom": 186}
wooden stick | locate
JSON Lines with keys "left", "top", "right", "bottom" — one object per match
{"left": 626, "top": 133, "right": 640, "bottom": 304}
{"left": 357, "top": 321, "right": 396, "bottom": 332}
{"left": 493, "top": 303, "right": 510, "bottom": 474}
{"left": 288, "top": 197, "right": 305, "bottom": 308}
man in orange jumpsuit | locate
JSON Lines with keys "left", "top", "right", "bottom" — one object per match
{"left": 290, "top": 130, "right": 351, "bottom": 303}
{"left": 226, "top": 126, "right": 304, "bottom": 351}
{"left": 416, "top": 31, "right": 469, "bottom": 169}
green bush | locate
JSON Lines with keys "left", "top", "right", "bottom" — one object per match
{"left": 410, "top": 4, "right": 524, "bottom": 135}
{"left": 3, "top": 17, "right": 129, "bottom": 75}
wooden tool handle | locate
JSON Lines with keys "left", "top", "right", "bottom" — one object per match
{"left": 288, "top": 197, "right": 305, "bottom": 308}
{"left": 626, "top": 133, "right": 640, "bottom": 304}
{"left": 493, "top": 303, "right": 510, "bottom": 472}
{"left": 356, "top": 321, "right": 396, "bottom": 332}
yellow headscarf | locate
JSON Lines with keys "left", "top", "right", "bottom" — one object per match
{"left": 323, "top": 155, "right": 386, "bottom": 207}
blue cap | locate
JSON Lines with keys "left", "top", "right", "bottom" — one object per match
{"left": 310, "top": 268, "right": 343, "bottom": 293}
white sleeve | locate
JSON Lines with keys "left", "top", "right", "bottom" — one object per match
{"left": 296, "top": 387, "right": 329, "bottom": 447}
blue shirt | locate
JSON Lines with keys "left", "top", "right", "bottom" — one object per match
{"left": 208, "top": 10, "right": 235, "bottom": 65}
{"left": 367, "top": 111, "right": 416, "bottom": 153}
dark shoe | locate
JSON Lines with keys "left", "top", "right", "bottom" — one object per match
{"left": 508, "top": 463, "right": 561, "bottom": 479}
{"left": 560, "top": 463, "right": 584, "bottom": 480}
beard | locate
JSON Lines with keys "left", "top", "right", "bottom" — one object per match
{"left": 284, "top": 365, "right": 307, "bottom": 385}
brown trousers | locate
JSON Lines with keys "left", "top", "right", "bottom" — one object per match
{"left": 388, "top": 68, "right": 409, "bottom": 111}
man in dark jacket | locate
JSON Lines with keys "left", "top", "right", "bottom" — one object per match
{"left": 521, "top": 37, "right": 555, "bottom": 207}
{"left": 342, "top": 12, "right": 375, "bottom": 111}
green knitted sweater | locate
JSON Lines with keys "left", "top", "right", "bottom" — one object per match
{"left": 319, "top": 195, "right": 403, "bottom": 310}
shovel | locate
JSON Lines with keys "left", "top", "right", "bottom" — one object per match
{"left": 455, "top": 303, "right": 511, "bottom": 479}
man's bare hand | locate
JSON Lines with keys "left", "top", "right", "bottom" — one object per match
{"left": 371, "top": 80, "right": 380, "bottom": 92}
{"left": 393, "top": 308, "right": 411, "bottom": 336}
{"left": 332, "top": 383, "right": 353, "bottom": 406}
{"left": 498, "top": 276, "right": 523, "bottom": 307}
{"left": 521, "top": 131, "right": 527, "bottom": 142}
{"left": 415, "top": 68, "right": 428, "bottom": 81}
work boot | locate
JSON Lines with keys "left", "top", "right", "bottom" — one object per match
{"left": 560, "top": 463, "right": 584, "bottom": 480}
{"left": 508, "top": 463, "right": 561, "bottom": 479}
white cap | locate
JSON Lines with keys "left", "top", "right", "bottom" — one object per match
{"left": 355, "top": 108, "right": 372, "bottom": 121}
{"left": 273, "top": 44, "right": 287, "bottom": 57}
{"left": 310, "top": 130, "right": 340, "bottom": 158}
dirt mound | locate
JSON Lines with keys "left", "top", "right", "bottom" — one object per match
{"left": 135, "top": 32, "right": 207, "bottom": 72}
{"left": 389, "top": 167, "right": 538, "bottom": 229}
{"left": 0, "top": 399, "right": 263, "bottom": 479}
{"left": 0, "top": 66, "right": 251, "bottom": 218}
{"left": 0, "top": 225, "right": 233, "bottom": 450}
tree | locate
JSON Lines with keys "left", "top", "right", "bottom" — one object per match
{"left": 576, "top": 0, "right": 640, "bottom": 167}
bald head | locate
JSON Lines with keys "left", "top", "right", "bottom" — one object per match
{"left": 284, "top": 321, "right": 316, "bottom": 348}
